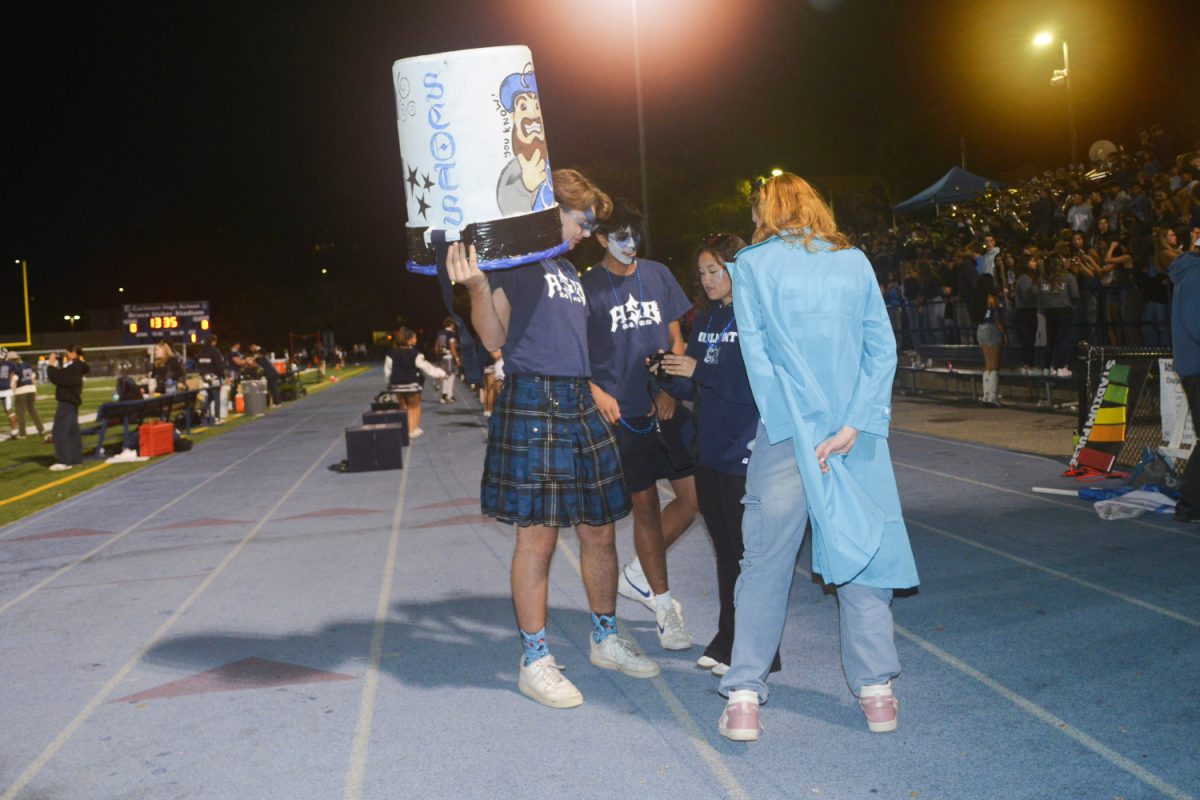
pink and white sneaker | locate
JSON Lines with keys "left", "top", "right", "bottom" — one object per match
{"left": 718, "top": 690, "right": 762, "bottom": 742}
{"left": 858, "top": 682, "right": 899, "bottom": 733}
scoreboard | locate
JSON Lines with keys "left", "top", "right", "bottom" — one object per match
{"left": 122, "top": 301, "right": 212, "bottom": 345}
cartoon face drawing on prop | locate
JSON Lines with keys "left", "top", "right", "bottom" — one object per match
{"left": 393, "top": 46, "right": 568, "bottom": 275}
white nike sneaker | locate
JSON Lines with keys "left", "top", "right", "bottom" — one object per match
{"left": 617, "top": 562, "right": 655, "bottom": 612}
{"left": 655, "top": 603, "right": 693, "bottom": 650}
{"left": 518, "top": 655, "right": 583, "bottom": 709}
{"left": 589, "top": 634, "right": 660, "bottom": 678}
{"left": 617, "top": 563, "right": 685, "bottom": 622}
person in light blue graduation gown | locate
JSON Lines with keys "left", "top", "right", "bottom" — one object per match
{"left": 716, "top": 173, "right": 919, "bottom": 744}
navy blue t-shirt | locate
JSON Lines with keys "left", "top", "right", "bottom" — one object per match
{"left": 488, "top": 258, "right": 590, "bottom": 378}
{"left": 671, "top": 302, "right": 758, "bottom": 475}
{"left": 581, "top": 259, "right": 692, "bottom": 417}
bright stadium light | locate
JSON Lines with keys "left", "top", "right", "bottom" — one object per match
{"left": 1033, "top": 31, "right": 1077, "bottom": 165}
{"left": 770, "top": 168, "right": 784, "bottom": 177}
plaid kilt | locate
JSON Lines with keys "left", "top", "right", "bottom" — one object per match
{"left": 482, "top": 375, "right": 630, "bottom": 528}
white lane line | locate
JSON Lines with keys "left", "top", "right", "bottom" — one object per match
{"left": 907, "top": 518, "right": 1200, "bottom": 628}
{"left": 894, "top": 623, "right": 1195, "bottom": 800}
{"left": 0, "top": 415, "right": 318, "bottom": 616}
{"left": 893, "top": 460, "right": 1200, "bottom": 541}
{"left": 0, "top": 434, "right": 344, "bottom": 800}
{"left": 555, "top": 538, "right": 751, "bottom": 800}
{"left": 0, "top": 375, "right": 359, "bottom": 536}
{"left": 343, "top": 453, "right": 412, "bottom": 800}
{"left": 792, "top": 565, "right": 1194, "bottom": 800}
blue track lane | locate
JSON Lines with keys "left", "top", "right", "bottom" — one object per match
{"left": 0, "top": 376, "right": 1196, "bottom": 799}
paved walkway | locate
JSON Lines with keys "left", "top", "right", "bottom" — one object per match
{"left": 1, "top": 373, "right": 1197, "bottom": 799}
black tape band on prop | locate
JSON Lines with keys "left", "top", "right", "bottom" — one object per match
{"left": 430, "top": 230, "right": 483, "bottom": 387}
{"left": 410, "top": 207, "right": 563, "bottom": 272}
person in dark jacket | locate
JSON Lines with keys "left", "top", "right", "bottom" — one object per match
{"left": 660, "top": 233, "right": 781, "bottom": 678}
{"left": 194, "top": 334, "right": 226, "bottom": 423}
{"left": 1169, "top": 233, "right": 1200, "bottom": 522}
{"left": 46, "top": 345, "right": 90, "bottom": 470}
{"left": 250, "top": 345, "right": 282, "bottom": 407}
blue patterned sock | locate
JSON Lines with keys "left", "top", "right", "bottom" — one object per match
{"left": 520, "top": 627, "right": 548, "bottom": 667}
{"left": 591, "top": 612, "right": 618, "bottom": 645}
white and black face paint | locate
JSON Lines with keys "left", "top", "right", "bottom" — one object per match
{"left": 606, "top": 227, "right": 640, "bottom": 265}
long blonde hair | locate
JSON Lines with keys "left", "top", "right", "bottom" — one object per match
{"left": 751, "top": 173, "right": 850, "bottom": 251}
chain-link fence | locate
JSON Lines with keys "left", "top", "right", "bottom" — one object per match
{"left": 6, "top": 345, "right": 153, "bottom": 379}
{"left": 1076, "top": 345, "right": 1191, "bottom": 472}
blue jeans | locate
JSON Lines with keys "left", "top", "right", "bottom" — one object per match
{"left": 719, "top": 422, "right": 900, "bottom": 702}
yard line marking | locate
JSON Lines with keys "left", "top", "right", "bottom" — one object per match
{"left": 555, "top": 538, "right": 750, "bottom": 800}
{"left": 0, "top": 462, "right": 110, "bottom": 507}
{"left": 343, "top": 452, "right": 412, "bottom": 800}
{"left": 0, "top": 413, "right": 319, "bottom": 614}
{"left": 893, "top": 460, "right": 1200, "bottom": 541}
{"left": 0, "top": 434, "right": 343, "bottom": 800}
{"left": 906, "top": 518, "right": 1200, "bottom": 627}
{"left": 894, "top": 623, "right": 1195, "bottom": 800}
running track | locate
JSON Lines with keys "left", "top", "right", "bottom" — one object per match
{"left": 0, "top": 373, "right": 1196, "bottom": 799}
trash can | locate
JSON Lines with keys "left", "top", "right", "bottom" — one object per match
{"left": 242, "top": 379, "right": 268, "bottom": 416}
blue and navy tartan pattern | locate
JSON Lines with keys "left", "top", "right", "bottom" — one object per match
{"left": 482, "top": 375, "right": 631, "bottom": 528}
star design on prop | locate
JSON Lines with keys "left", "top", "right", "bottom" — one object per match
{"left": 416, "top": 193, "right": 431, "bottom": 220}
{"left": 406, "top": 164, "right": 420, "bottom": 191}
{"left": 422, "top": 172, "right": 434, "bottom": 190}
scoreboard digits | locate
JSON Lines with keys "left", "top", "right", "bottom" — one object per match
{"left": 148, "top": 315, "right": 179, "bottom": 330}
{"left": 122, "top": 301, "right": 211, "bottom": 344}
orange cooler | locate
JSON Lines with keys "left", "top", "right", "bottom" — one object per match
{"left": 139, "top": 421, "right": 175, "bottom": 457}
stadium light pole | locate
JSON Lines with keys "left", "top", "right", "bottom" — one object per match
{"left": 63, "top": 314, "right": 80, "bottom": 331}
{"left": 1034, "top": 32, "right": 1078, "bottom": 166}
{"left": 631, "top": 0, "right": 652, "bottom": 256}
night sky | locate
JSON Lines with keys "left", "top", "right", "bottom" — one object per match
{"left": 7, "top": 0, "right": 1197, "bottom": 345}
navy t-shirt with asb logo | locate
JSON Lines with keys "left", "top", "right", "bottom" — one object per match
{"left": 581, "top": 259, "right": 692, "bottom": 417}
{"left": 488, "top": 258, "right": 590, "bottom": 378}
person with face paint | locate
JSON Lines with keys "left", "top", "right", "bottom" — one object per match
{"left": 580, "top": 199, "right": 698, "bottom": 652}
{"left": 446, "top": 169, "right": 656, "bottom": 710}
{"left": 658, "top": 233, "right": 781, "bottom": 678}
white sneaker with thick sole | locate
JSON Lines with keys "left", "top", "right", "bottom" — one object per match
{"left": 518, "top": 655, "right": 582, "bottom": 709}
{"left": 48, "top": 463, "right": 74, "bottom": 472}
{"left": 696, "top": 655, "right": 719, "bottom": 669}
{"left": 711, "top": 662, "right": 730, "bottom": 676}
{"left": 618, "top": 564, "right": 685, "bottom": 621}
{"left": 655, "top": 603, "right": 693, "bottom": 650}
{"left": 410, "top": 427, "right": 424, "bottom": 439}
{"left": 589, "top": 634, "right": 660, "bottom": 678}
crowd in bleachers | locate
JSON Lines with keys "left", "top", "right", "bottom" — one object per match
{"left": 857, "top": 125, "right": 1199, "bottom": 365}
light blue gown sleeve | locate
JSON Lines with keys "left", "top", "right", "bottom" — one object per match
{"left": 843, "top": 256, "right": 897, "bottom": 438}
{"left": 731, "top": 255, "right": 793, "bottom": 444}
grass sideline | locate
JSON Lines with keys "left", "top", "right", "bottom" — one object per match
{"left": 0, "top": 365, "right": 368, "bottom": 527}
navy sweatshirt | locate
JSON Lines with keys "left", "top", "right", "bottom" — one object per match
{"left": 669, "top": 302, "right": 758, "bottom": 476}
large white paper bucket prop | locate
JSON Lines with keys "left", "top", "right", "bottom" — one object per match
{"left": 393, "top": 45, "right": 567, "bottom": 274}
